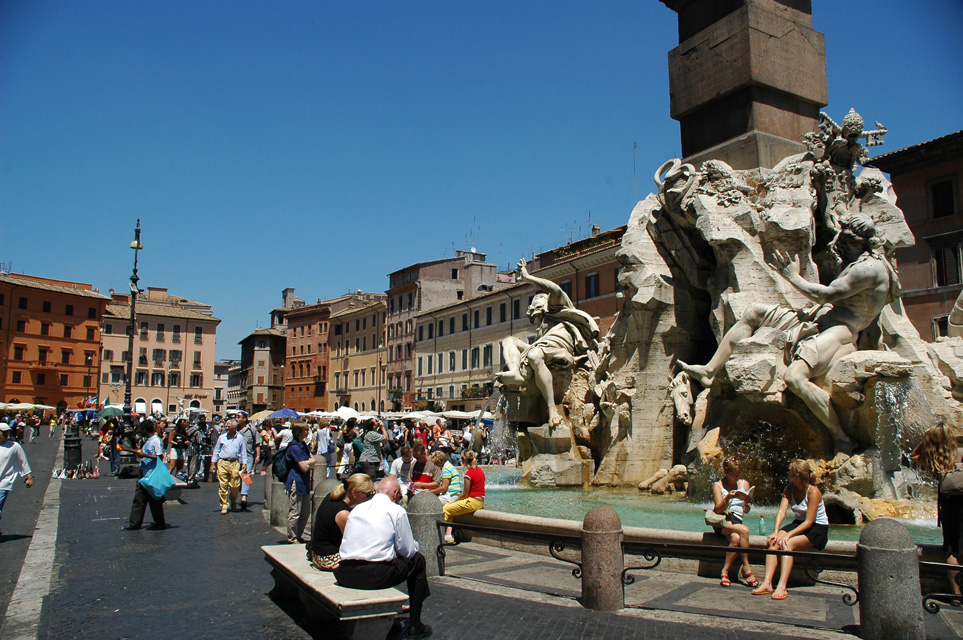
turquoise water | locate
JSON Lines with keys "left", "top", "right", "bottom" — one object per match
{"left": 480, "top": 468, "right": 942, "bottom": 545}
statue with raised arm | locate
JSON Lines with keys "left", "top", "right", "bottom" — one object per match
{"left": 679, "top": 213, "right": 900, "bottom": 453}
{"left": 497, "top": 258, "right": 600, "bottom": 427}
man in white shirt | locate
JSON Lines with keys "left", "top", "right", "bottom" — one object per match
{"left": 0, "top": 422, "right": 34, "bottom": 537}
{"left": 335, "top": 476, "right": 432, "bottom": 639}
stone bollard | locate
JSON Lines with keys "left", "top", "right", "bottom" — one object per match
{"left": 407, "top": 492, "right": 444, "bottom": 577}
{"left": 581, "top": 506, "right": 624, "bottom": 611}
{"left": 264, "top": 472, "right": 272, "bottom": 512}
{"left": 270, "top": 479, "right": 288, "bottom": 528}
{"left": 857, "top": 518, "right": 924, "bottom": 640}
{"left": 312, "top": 477, "right": 342, "bottom": 533}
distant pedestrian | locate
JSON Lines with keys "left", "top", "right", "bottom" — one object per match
{"left": 210, "top": 419, "right": 248, "bottom": 514}
{"left": 29, "top": 418, "right": 40, "bottom": 444}
{"left": 237, "top": 412, "right": 257, "bottom": 510}
{"left": 315, "top": 420, "right": 333, "bottom": 478}
{"left": 359, "top": 419, "right": 389, "bottom": 480}
{"left": 0, "top": 422, "right": 34, "bottom": 538}
{"left": 285, "top": 425, "right": 315, "bottom": 543}
{"left": 118, "top": 420, "right": 167, "bottom": 531}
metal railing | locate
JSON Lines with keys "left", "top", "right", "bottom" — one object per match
{"left": 437, "top": 520, "right": 859, "bottom": 605}
{"left": 919, "top": 560, "right": 963, "bottom": 614}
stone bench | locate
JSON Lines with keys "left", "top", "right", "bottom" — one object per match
{"left": 262, "top": 544, "right": 408, "bottom": 639}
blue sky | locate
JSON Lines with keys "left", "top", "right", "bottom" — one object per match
{"left": 2, "top": 1, "right": 961, "bottom": 360}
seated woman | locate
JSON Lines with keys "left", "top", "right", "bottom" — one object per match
{"left": 711, "top": 457, "right": 758, "bottom": 588}
{"left": 307, "top": 473, "right": 374, "bottom": 571}
{"left": 442, "top": 450, "right": 485, "bottom": 544}
{"left": 752, "top": 459, "right": 829, "bottom": 600}
{"left": 429, "top": 451, "right": 462, "bottom": 504}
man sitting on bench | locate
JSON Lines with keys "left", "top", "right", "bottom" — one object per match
{"left": 334, "top": 476, "right": 432, "bottom": 639}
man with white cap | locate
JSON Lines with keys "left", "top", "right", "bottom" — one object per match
{"left": 0, "top": 422, "right": 34, "bottom": 537}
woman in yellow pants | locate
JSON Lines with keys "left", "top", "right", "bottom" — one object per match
{"left": 442, "top": 450, "right": 485, "bottom": 543}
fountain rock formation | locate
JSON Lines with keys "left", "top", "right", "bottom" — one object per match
{"left": 499, "top": 111, "right": 963, "bottom": 506}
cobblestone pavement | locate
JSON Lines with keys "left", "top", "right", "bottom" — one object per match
{"left": 0, "top": 429, "right": 62, "bottom": 622}
{"left": 7, "top": 457, "right": 963, "bottom": 640}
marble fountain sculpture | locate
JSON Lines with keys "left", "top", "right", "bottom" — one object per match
{"left": 495, "top": 110, "right": 963, "bottom": 520}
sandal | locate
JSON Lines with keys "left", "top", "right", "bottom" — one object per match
{"left": 720, "top": 573, "right": 731, "bottom": 587}
{"left": 741, "top": 570, "right": 760, "bottom": 588}
{"left": 751, "top": 587, "right": 773, "bottom": 596}
{"left": 771, "top": 591, "right": 789, "bottom": 600}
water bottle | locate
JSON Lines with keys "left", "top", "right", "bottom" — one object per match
{"left": 759, "top": 514, "right": 767, "bottom": 535}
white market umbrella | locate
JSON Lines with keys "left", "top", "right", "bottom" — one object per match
{"left": 336, "top": 406, "right": 360, "bottom": 421}
{"left": 5, "top": 403, "right": 36, "bottom": 411}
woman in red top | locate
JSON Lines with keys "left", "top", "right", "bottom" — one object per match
{"left": 442, "top": 450, "right": 485, "bottom": 543}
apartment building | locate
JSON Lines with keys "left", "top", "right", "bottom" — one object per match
{"left": 238, "top": 327, "right": 286, "bottom": 413}
{"left": 413, "top": 282, "right": 537, "bottom": 411}
{"left": 385, "top": 250, "right": 500, "bottom": 410}
{"left": 213, "top": 361, "right": 231, "bottom": 415}
{"left": 871, "top": 130, "right": 963, "bottom": 340}
{"left": 0, "top": 272, "right": 109, "bottom": 411}
{"left": 99, "top": 287, "right": 220, "bottom": 415}
{"left": 330, "top": 296, "right": 387, "bottom": 413}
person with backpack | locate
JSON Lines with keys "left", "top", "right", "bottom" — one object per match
{"left": 284, "top": 425, "right": 315, "bottom": 543}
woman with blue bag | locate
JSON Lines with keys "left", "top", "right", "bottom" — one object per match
{"left": 118, "top": 420, "right": 172, "bottom": 530}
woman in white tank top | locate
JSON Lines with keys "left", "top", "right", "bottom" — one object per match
{"left": 710, "top": 458, "right": 759, "bottom": 588}
{"left": 752, "top": 459, "right": 830, "bottom": 600}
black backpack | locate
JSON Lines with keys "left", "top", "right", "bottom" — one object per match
{"left": 272, "top": 445, "right": 290, "bottom": 481}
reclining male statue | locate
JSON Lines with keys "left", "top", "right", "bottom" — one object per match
{"left": 679, "top": 213, "right": 900, "bottom": 453}
{"left": 496, "top": 258, "right": 599, "bottom": 427}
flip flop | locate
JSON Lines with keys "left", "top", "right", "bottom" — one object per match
{"left": 771, "top": 591, "right": 789, "bottom": 600}
{"left": 751, "top": 587, "right": 773, "bottom": 596}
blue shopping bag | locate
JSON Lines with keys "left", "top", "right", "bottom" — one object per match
{"left": 138, "top": 461, "right": 177, "bottom": 500}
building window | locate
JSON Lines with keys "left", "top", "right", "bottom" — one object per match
{"left": 449, "top": 317, "right": 455, "bottom": 334}
{"left": 934, "top": 315, "right": 950, "bottom": 339}
{"left": 135, "top": 371, "right": 148, "bottom": 385}
{"left": 38, "top": 348, "right": 48, "bottom": 364}
{"left": 499, "top": 302, "right": 507, "bottom": 323}
{"left": 449, "top": 351, "right": 456, "bottom": 371}
{"left": 462, "top": 349, "right": 468, "bottom": 370}
{"left": 418, "top": 325, "right": 424, "bottom": 342}
{"left": 471, "top": 347, "right": 480, "bottom": 369}
{"left": 190, "top": 373, "right": 202, "bottom": 387}
{"left": 64, "top": 325, "right": 72, "bottom": 338}
{"left": 40, "top": 322, "right": 49, "bottom": 336}
{"left": 153, "top": 349, "right": 166, "bottom": 363}
{"left": 194, "top": 326, "right": 203, "bottom": 343}
{"left": 172, "top": 324, "right": 181, "bottom": 342}
{"left": 486, "top": 306, "right": 492, "bottom": 326}
{"left": 461, "top": 313, "right": 468, "bottom": 332}
{"left": 427, "top": 323, "right": 433, "bottom": 340}
{"left": 451, "top": 268, "right": 459, "bottom": 279}
{"left": 18, "top": 297, "right": 27, "bottom": 309}
{"left": 560, "top": 280, "right": 572, "bottom": 298}
{"left": 140, "top": 322, "right": 148, "bottom": 339}
{"left": 156, "top": 323, "right": 165, "bottom": 340}
{"left": 65, "top": 304, "right": 73, "bottom": 316}
{"left": 438, "top": 320, "right": 444, "bottom": 338}
{"left": 930, "top": 176, "right": 958, "bottom": 219}
{"left": 12, "top": 371, "right": 21, "bottom": 383}
{"left": 417, "top": 358, "right": 423, "bottom": 376}
{"left": 16, "top": 319, "right": 25, "bottom": 332}
{"left": 169, "top": 372, "right": 180, "bottom": 387}
{"left": 426, "top": 356, "right": 433, "bottom": 375}
{"left": 13, "top": 345, "right": 24, "bottom": 360}
{"left": 474, "top": 310, "right": 480, "bottom": 329}
{"left": 193, "top": 351, "right": 201, "bottom": 368}
{"left": 436, "top": 353, "right": 443, "bottom": 374}
{"left": 61, "top": 350, "right": 71, "bottom": 364}
{"left": 152, "top": 372, "right": 165, "bottom": 386}
{"left": 483, "top": 344, "right": 493, "bottom": 367}
{"left": 513, "top": 299, "right": 521, "bottom": 320}
{"left": 83, "top": 375, "right": 92, "bottom": 388}
{"left": 37, "top": 373, "right": 46, "bottom": 385}
{"left": 60, "top": 374, "right": 68, "bottom": 386}
{"left": 87, "top": 327, "right": 95, "bottom": 340}
{"left": 585, "top": 272, "right": 600, "bottom": 298}
{"left": 88, "top": 307, "right": 96, "bottom": 319}
{"left": 934, "top": 244, "right": 962, "bottom": 287}
{"left": 43, "top": 300, "right": 51, "bottom": 312}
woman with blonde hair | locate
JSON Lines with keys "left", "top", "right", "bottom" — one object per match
{"left": 308, "top": 473, "right": 374, "bottom": 571}
{"left": 911, "top": 421, "right": 961, "bottom": 599}
{"left": 442, "top": 449, "right": 485, "bottom": 544}
{"left": 710, "top": 457, "right": 758, "bottom": 588}
{"left": 752, "top": 459, "right": 829, "bottom": 600}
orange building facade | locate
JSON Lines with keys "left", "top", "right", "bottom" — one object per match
{"left": 0, "top": 273, "right": 109, "bottom": 412}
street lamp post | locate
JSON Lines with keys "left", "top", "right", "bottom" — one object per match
{"left": 121, "top": 220, "right": 143, "bottom": 454}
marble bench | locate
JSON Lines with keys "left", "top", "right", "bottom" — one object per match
{"left": 262, "top": 544, "right": 408, "bottom": 639}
